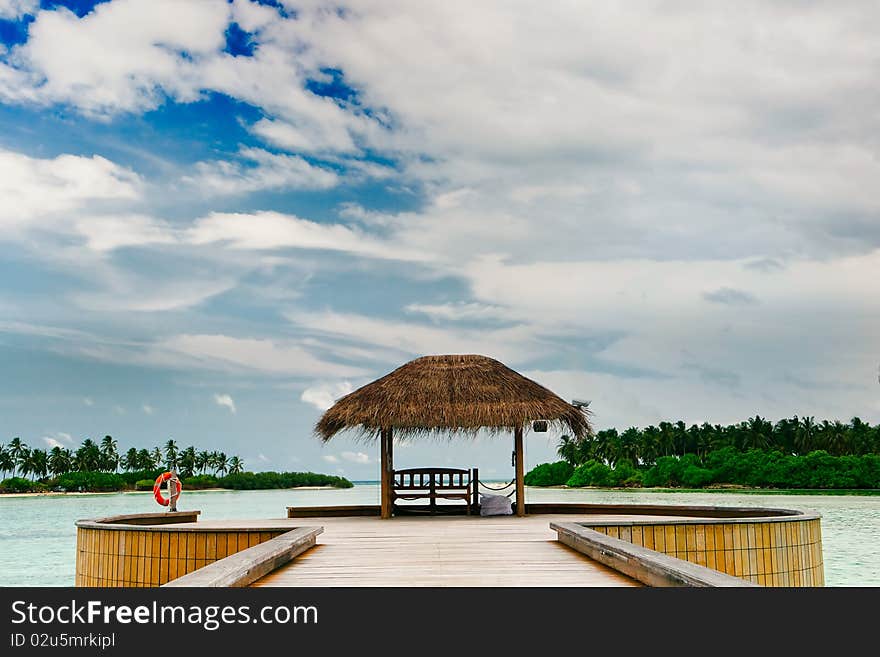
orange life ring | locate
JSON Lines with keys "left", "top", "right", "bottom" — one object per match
{"left": 153, "top": 472, "right": 181, "bottom": 506}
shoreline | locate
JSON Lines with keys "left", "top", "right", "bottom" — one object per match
{"left": 0, "top": 485, "right": 345, "bottom": 498}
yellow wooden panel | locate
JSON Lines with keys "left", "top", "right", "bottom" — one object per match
{"left": 141, "top": 555, "right": 153, "bottom": 586}
{"left": 206, "top": 533, "right": 217, "bottom": 561}
{"left": 619, "top": 526, "right": 632, "bottom": 544}
{"left": 653, "top": 526, "right": 666, "bottom": 552}
{"left": 238, "top": 532, "right": 249, "bottom": 554}
{"left": 663, "top": 526, "right": 676, "bottom": 554}
{"left": 195, "top": 533, "right": 207, "bottom": 559}
{"left": 706, "top": 548, "right": 716, "bottom": 571}
{"left": 642, "top": 526, "right": 654, "bottom": 550}
{"left": 159, "top": 533, "right": 169, "bottom": 559}
{"left": 169, "top": 532, "right": 179, "bottom": 564}
{"left": 695, "top": 526, "right": 706, "bottom": 553}
{"left": 607, "top": 526, "right": 619, "bottom": 539}
{"left": 158, "top": 557, "right": 169, "bottom": 585}
{"left": 747, "top": 547, "right": 758, "bottom": 576}
{"left": 704, "top": 525, "right": 715, "bottom": 552}
{"left": 631, "top": 525, "right": 643, "bottom": 547}
{"left": 723, "top": 525, "right": 734, "bottom": 551}
{"left": 168, "top": 553, "right": 179, "bottom": 582}
{"left": 733, "top": 548, "right": 743, "bottom": 576}
{"left": 673, "top": 526, "right": 685, "bottom": 555}
{"left": 685, "top": 526, "right": 696, "bottom": 555}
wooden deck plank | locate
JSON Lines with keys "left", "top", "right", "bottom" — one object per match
{"left": 252, "top": 514, "right": 640, "bottom": 587}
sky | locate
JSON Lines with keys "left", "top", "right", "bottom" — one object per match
{"left": 0, "top": 0, "right": 878, "bottom": 483}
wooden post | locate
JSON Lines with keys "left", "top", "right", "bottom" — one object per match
{"left": 380, "top": 427, "right": 394, "bottom": 519}
{"left": 514, "top": 425, "right": 525, "bottom": 516}
{"left": 472, "top": 468, "right": 479, "bottom": 513}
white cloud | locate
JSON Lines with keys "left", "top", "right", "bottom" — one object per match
{"left": 83, "top": 397, "right": 94, "bottom": 407}
{"left": 287, "top": 310, "right": 545, "bottom": 365}
{"left": 0, "top": 0, "right": 37, "bottom": 19}
{"left": 152, "top": 334, "right": 365, "bottom": 378}
{"left": 214, "top": 393, "right": 237, "bottom": 414}
{"left": 322, "top": 454, "right": 339, "bottom": 464}
{"left": 404, "top": 302, "right": 511, "bottom": 322}
{"left": 186, "top": 210, "right": 431, "bottom": 262}
{"left": 0, "top": 149, "right": 140, "bottom": 234}
{"left": 113, "top": 405, "right": 126, "bottom": 415}
{"left": 341, "top": 451, "right": 370, "bottom": 464}
{"left": 142, "top": 404, "right": 154, "bottom": 415}
{"left": 73, "top": 215, "right": 177, "bottom": 252}
{"left": 301, "top": 381, "right": 354, "bottom": 411}
{"left": 41, "top": 432, "right": 72, "bottom": 449}
{"left": 0, "top": 0, "right": 229, "bottom": 115}
{"left": 186, "top": 147, "right": 339, "bottom": 194}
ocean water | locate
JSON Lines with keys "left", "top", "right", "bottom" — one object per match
{"left": 0, "top": 484, "right": 876, "bottom": 586}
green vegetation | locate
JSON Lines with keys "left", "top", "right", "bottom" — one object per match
{"left": 0, "top": 477, "right": 46, "bottom": 493}
{"left": 526, "top": 415, "right": 880, "bottom": 490}
{"left": 0, "top": 436, "right": 352, "bottom": 493}
{"left": 219, "top": 471, "right": 354, "bottom": 490}
{"left": 523, "top": 461, "right": 573, "bottom": 486}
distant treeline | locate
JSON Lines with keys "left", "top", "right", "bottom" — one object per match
{"left": 0, "top": 436, "right": 352, "bottom": 493}
{"left": 525, "top": 415, "right": 880, "bottom": 490}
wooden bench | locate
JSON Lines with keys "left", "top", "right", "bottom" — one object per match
{"left": 392, "top": 467, "right": 479, "bottom": 515}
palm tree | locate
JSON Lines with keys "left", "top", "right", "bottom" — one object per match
{"left": 0, "top": 445, "right": 13, "bottom": 478}
{"left": 14, "top": 446, "right": 31, "bottom": 479}
{"left": 7, "top": 437, "right": 27, "bottom": 477}
{"left": 134, "top": 449, "right": 151, "bottom": 471}
{"left": 28, "top": 449, "right": 48, "bottom": 480}
{"left": 227, "top": 456, "right": 244, "bottom": 474}
{"left": 150, "top": 447, "right": 163, "bottom": 469}
{"left": 164, "top": 439, "right": 179, "bottom": 471}
{"left": 556, "top": 435, "right": 580, "bottom": 466}
{"left": 178, "top": 446, "right": 197, "bottom": 478}
{"left": 121, "top": 447, "right": 139, "bottom": 472}
{"left": 48, "top": 447, "right": 72, "bottom": 477}
{"left": 100, "top": 435, "right": 119, "bottom": 472}
{"left": 195, "top": 450, "right": 211, "bottom": 474}
{"left": 74, "top": 439, "right": 101, "bottom": 471}
{"left": 795, "top": 416, "right": 817, "bottom": 455}
{"left": 210, "top": 451, "right": 228, "bottom": 476}
{"left": 639, "top": 425, "right": 661, "bottom": 466}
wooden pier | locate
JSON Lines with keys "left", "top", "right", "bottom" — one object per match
{"left": 252, "top": 514, "right": 641, "bottom": 587}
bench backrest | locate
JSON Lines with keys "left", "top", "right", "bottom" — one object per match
{"left": 393, "top": 468, "right": 474, "bottom": 490}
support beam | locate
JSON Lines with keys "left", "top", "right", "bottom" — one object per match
{"left": 380, "top": 427, "right": 394, "bottom": 519}
{"left": 514, "top": 425, "right": 525, "bottom": 516}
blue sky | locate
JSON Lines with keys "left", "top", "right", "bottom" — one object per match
{"left": 1, "top": 0, "right": 879, "bottom": 482}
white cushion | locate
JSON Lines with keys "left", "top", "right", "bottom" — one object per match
{"left": 479, "top": 493, "right": 513, "bottom": 516}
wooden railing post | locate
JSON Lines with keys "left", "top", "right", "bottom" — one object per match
{"left": 514, "top": 425, "right": 525, "bottom": 516}
{"left": 472, "top": 468, "right": 479, "bottom": 512}
{"left": 380, "top": 427, "right": 394, "bottom": 519}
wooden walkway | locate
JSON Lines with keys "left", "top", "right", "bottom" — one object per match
{"left": 252, "top": 514, "right": 640, "bottom": 587}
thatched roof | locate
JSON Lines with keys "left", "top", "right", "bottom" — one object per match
{"left": 315, "top": 354, "right": 592, "bottom": 441}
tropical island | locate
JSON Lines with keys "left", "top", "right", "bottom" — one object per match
{"left": 526, "top": 415, "right": 880, "bottom": 491}
{"left": 0, "top": 435, "right": 352, "bottom": 494}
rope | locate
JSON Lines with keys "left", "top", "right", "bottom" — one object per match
{"left": 478, "top": 479, "right": 516, "bottom": 497}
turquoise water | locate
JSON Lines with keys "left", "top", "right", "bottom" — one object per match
{"left": 0, "top": 485, "right": 876, "bottom": 586}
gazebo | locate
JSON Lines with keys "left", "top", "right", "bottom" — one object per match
{"left": 315, "top": 354, "right": 592, "bottom": 518}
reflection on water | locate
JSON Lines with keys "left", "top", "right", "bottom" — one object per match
{"left": 0, "top": 484, "right": 877, "bottom": 586}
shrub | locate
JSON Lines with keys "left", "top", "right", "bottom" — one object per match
{"left": 119, "top": 469, "right": 164, "bottom": 485}
{"left": 217, "top": 471, "right": 353, "bottom": 490}
{"left": 134, "top": 479, "right": 155, "bottom": 491}
{"left": 524, "top": 461, "right": 574, "bottom": 487}
{"left": 566, "top": 460, "right": 616, "bottom": 487}
{"left": 56, "top": 471, "right": 126, "bottom": 492}
{"left": 0, "top": 477, "right": 45, "bottom": 493}
{"left": 183, "top": 475, "right": 219, "bottom": 490}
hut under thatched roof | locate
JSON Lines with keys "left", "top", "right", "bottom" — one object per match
{"left": 315, "top": 354, "right": 592, "bottom": 517}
